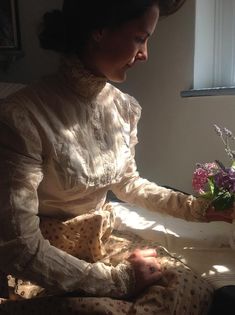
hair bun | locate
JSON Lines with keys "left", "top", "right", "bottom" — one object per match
{"left": 38, "top": 10, "right": 67, "bottom": 52}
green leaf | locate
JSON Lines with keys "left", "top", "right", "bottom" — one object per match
{"left": 201, "top": 192, "right": 213, "bottom": 199}
{"left": 207, "top": 177, "right": 215, "bottom": 196}
{"left": 212, "top": 192, "right": 235, "bottom": 211}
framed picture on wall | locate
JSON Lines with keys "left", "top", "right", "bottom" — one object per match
{"left": 0, "top": 0, "right": 21, "bottom": 50}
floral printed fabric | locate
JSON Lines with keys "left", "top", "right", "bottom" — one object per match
{"left": 0, "top": 208, "right": 213, "bottom": 315}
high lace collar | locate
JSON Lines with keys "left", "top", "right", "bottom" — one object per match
{"left": 59, "top": 55, "right": 107, "bottom": 100}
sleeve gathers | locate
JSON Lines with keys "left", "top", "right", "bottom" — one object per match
{"left": 0, "top": 98, "right": 136, "bottom": 298}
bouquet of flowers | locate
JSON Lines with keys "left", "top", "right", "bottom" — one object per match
{"left": 192, "top": 125, "right": 235, "bottom": 212}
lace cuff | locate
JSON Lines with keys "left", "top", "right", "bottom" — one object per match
{"left": 190, "top": 196, "right": 211, "bottom": 221}
{"left": 110, "top": 262, "right": 135, "bottom": 299}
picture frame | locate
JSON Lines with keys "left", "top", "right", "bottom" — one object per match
{"left": 0, "top": 0, "right": 21, "bottom": 50}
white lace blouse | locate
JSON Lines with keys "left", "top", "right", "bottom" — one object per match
{"left": 0, "top": 56, "right": 208, "bottom": 298}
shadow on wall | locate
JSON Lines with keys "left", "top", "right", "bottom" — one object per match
{"left": 0, "top": 0, "right": 62, "bottom": 83}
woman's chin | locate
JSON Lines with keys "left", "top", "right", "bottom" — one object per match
{"left": 108, "top": 72, "right": 127, "bottom": 83}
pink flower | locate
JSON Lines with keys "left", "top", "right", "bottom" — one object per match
{"left": 192, "top": 125, "right": 235, "bottom": 211}
{"left": 192, "top": 162, "right": 219, "bottom": 194}
{"left": 204, "top": 162, "right": 219, "bottom": 175}
{"left": 192, "top": 167, "right": 209, "bottom": 193}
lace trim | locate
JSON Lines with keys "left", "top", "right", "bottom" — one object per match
{"left": 110, "top": 262, "right": 135, "bottom": 298}
{"left": 59, "top": 55, "right": 107, "bottom": 100}
{"left": 191, "top": 197, "right": 211, "bottom": 220}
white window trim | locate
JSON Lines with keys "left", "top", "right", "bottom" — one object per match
{"left": 193, "top": 0, "right": 235, "bottom": 90}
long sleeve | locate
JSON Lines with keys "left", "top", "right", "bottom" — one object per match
{"left": 111, "top": 97, "right": 209, "bottom": 222}
{"left": 0, "top": 101, "right": 133, "bottom": 298}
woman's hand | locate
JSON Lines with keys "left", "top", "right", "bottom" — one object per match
{"left": 205, "top": 206, "right": 235, "bottom": 223}
{"left": 127, "top": 248, "right": 162, "bottom": 295}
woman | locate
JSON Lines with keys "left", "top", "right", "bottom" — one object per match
{"left": 0, "top": 0, "right": 233, "bottom": 314}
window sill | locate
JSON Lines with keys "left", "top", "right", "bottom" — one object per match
{"left": 181, "top": 86, "right": 235, "bottom": 98}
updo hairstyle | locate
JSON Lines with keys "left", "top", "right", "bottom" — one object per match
{"left": 38, "top": 0, "right": 186, "bottom": 54}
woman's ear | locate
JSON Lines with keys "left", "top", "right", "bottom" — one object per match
{"left": 92, "top": 29, "right": 105, "bottom": 42}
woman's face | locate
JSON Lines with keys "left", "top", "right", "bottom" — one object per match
{"left": 82, "top": 4, "right": 160, "bottom": 82}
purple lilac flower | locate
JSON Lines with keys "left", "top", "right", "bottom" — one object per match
{"left": 225, "top": 148, "right": 235, "bottom": 160}
{"left": 214, "top": 168, "right": 235, "bottom": 193}
{"left": 227, "top": 168, "right": 235, "bottom": 193}
{"left": 223, "top": 128, "right": 232, "bottom": 137}
{"left": 214, "top": 124, "right": 235, "bottom": 161}
{"left": 214, "top": 124, "right": 223, "bottom": 137}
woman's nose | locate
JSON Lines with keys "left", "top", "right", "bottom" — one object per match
{"left": 137, "top": 44, "right": 148, "bottom": 61}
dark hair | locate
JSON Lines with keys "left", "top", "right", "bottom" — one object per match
{"left": 38, "top": 0, "right": 186, "bottom": 54}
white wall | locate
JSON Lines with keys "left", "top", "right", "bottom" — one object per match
{"left": 1, "top": 0, "right": 235, "bottom": 193}
{"left": 120, "top": 0, "right": 235, "bottom": 193}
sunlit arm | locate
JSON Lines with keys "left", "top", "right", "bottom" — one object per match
{"left": 111, "top": 99, "right": 209, "bottom": 222}
{"left": 0, "top": 101, "right": 133, "bottom": 298}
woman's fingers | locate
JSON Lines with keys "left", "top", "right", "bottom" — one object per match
{"left": 146, "top": 259, "right": 162, "bottom": 282}
{"left": 232, "top": 209, "right": 235, "bottom": 220}
{"left": 128, "top": 254, "right": 163, "bottom": 295}
{"left": 146, "top": 267, "right": 163, "bottom": 286}
{"left": 140, "top": 248, "right": 157, "bottom": 258}
{"left": 206, "top": 207, "right": 233, "bottom": 223}
{"left": 128, "top": 253, "right": 162, "bottom": 279}
{"left": 127, "top": 248, "right": 157, "bottom": 260}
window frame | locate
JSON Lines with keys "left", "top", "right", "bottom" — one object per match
{"left": 181, "top": 0, "right": 235, "bottom": 97}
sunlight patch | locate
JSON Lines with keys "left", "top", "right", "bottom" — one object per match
{"left": 213, "top": 265, "right": 230, "bottom": 273}
{"left": 152, "top": 225, "right": 179, "bottom": 237}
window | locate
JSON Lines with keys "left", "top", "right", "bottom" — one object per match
{"left": 194, "top": 0, "right": 235, "bottom": 89}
